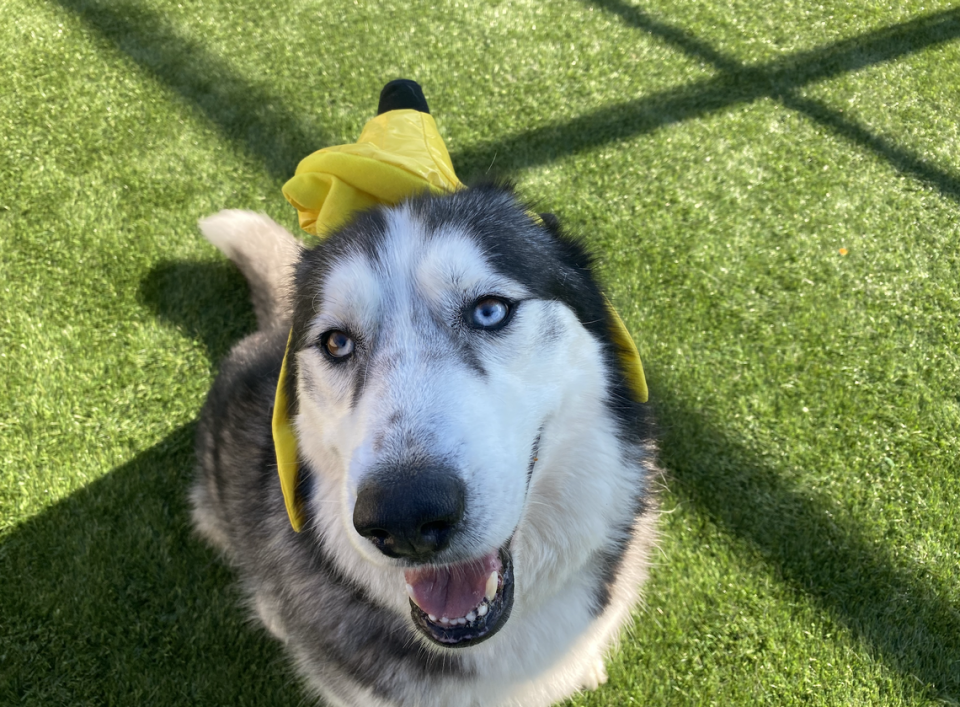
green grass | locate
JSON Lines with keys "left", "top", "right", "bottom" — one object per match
{"left": 2, "top": 0, "right": 959, "bottom": 704}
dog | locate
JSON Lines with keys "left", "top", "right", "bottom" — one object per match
{"left": 192, "top": 184, "right": 660, "bottom": 706}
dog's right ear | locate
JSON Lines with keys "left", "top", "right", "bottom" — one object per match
{"left": 538, "top": 212, "right": 561, "bottom": 236}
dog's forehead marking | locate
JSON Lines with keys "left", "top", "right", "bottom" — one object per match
{"left": 416, "top": 228, "right": 487, "bottom": 296}
{"left": 315, "top": 207, "right": 530, "bottom": 334}
{"left": 392, "top": 207, "right": 532, "bottom": 304}
{"left": 311, "top": 209, "right": 426, "bottom": 334}
{"left": 414, "top": 228, "right": 531, "bottom": 306}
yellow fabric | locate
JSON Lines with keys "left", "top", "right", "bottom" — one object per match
{"left": 282, "top": 110, "right": 464, "bottom": 236}
{"left": 604, "top": 299, "right": 649, "bottom": 403}
{"left": 272, "top": 108, "right": 646, "bottom": 533}
{"left": 272, "top": 330, "right": 303, "bottom": 531}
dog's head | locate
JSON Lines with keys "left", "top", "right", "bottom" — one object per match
{"left": 282, "top": 184, "right": 647, "bottom": 648}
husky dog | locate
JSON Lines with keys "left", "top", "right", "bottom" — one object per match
{"left": 192, "top": 185, "right": 659, "bottom": 707}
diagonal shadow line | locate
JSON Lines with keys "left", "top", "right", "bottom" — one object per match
{"left": 53, "top": 0, "right": 960, "bottom": 204}
{"left": 0, "top": 424, "right": 300, "bottom": 704}
{"left": 659, "top": 400, "right": 960, "bottom": 699}
{"left": 454, "top": 6, "right": 960, "bottom": 203}
{"left": 585, "top": 0, "right": 744, "bottom": 73}
{"left": 760, "top": 6, "right": 960, "bottom": 89}
{"left": 51, "top": 0, "right": 323, "bottom": 181}
{"left": 588, "top": 0, "right": 960, "bottom": 85}
{"left": 777, "top": 90, "right": 960, "bottom": 201}
{"left": 584, "top": 0, "right": 960, "bottom": 202}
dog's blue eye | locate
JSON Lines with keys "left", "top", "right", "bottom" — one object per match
{"left": 322, "top": 330, "right": 355, "bottom": 359}
{"left": 469, "top": 297, "right": 511, "bottom": 329}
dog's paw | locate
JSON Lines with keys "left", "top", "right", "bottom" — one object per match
{"left": 580, "top": 657, "right": 608, "bottom": 691}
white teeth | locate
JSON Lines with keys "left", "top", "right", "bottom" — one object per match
{"left": 485, "top": 571, "right": 499, "bottom": 602}
{"left": 419, "top": 572, "right": 499, "bottom": 627}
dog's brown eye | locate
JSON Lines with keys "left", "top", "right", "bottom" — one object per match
{"left": 468, "top": 297, "right": 512, "bottom": 330}
{"left": 322, "top": 330, "right": 354, "bottom": 359}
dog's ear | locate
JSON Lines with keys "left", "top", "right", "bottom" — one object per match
{"left": 538, "top": 212, "right": 561, "bottom": 236}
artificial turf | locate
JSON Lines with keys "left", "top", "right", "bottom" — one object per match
{"left": 2, "top": 0, "right": 959, "bottom": 704}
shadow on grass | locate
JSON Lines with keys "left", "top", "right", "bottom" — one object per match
{"left": 2, "top": 396, "right": 956, "bottom": 702}
{"left": 658, "top": 399, "right": 960, "bottom": 701}
{"left": 0, "top": 258, "right": 291, "bottom": 704}
{"left": 137, "top": 259, "right": 258, "bottom": 366}
{"left": 50, "top": 0, "right": 960, "bottom": 202}
{"left": 454, "top": 5, "right": 960, "bottom": 202}
{"left": 580, "top": 1, "right": 960, "bottom": 203}
{"left": 51, "top": 0, "right": 324, "bottom": 181}
{"left": 0, "top": 423, "right": 300, "bottom": 706}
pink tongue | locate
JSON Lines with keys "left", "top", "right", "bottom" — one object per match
{"left": 405, "top": 552, "right": 501, "bottom": 620}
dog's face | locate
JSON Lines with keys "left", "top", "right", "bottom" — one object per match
{"left": 286, "top": 187, "right": 630, "bottom": 648}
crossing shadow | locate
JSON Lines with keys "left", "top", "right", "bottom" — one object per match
{"left": 454, "top": 5, "right": 960, "bottom": 201}
{"left": 53, "top": 0, "right": 960, "bottom": 200}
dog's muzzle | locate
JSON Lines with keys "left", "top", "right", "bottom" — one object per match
{"left": 352, "top": 466, "right": 515, "bottom": 647}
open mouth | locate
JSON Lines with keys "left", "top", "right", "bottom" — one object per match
{"left": 404, "top": 547, "right": 514, "bottom": 647}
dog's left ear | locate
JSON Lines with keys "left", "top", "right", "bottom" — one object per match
{"left": 538, "top": 212, "right": 561, "bottom": 236}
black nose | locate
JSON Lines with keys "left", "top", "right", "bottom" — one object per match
{"left": 353, "top": 467, "right": 465, "bottom": 561}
